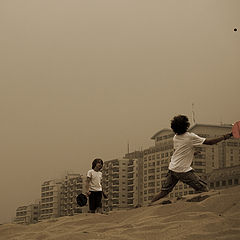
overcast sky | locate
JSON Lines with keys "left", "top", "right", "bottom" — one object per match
{"left": 1, "top": 0, "right": 239, "bottom": 223}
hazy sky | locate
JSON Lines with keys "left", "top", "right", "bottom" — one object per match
{"left": 1, "top": 0, "right": 239, "bottom": 223}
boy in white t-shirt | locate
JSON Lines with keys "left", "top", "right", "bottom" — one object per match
{"left": 86, "top": 158, "right": 104, "bottom": 213}
{"left": 151, "top": 115, "right": 232, "bottom": 203}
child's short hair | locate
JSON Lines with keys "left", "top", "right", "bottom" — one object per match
{"left": 171, "top": 115, "right": 190, "bottom": 134}
{"left": 92, "top": 158, "right": 103, "bottom": 169}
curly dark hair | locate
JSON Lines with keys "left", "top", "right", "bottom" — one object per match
{"left": 92, "top": 158, "right": 103, "bottom": 169}
{"left": 171, "top": 115, "right": 190, "bottom": 134}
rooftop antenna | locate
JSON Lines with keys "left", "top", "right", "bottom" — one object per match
{"left": 192, "top": 103, "right": 196, "bottom": 125}
{"left": 127, "top": 141, "right": 130, "bottom": 154}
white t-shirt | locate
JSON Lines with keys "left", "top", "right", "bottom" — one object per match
{"left": 169, "top": 132, "right": 206, "bottom": 172}
{"left": 87, "top": 169, "right": 102, "bottom": 191}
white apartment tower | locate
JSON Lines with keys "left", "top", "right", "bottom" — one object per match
{"left": 102, "top": 157, "right": 142, "bottom": 211}
{"left": 39, "top": 179, "right": 62, "bottom": 220}
{"left": 60, "top": 173, "right": 87, "bottom": 216}
{"left": 102, "top": 159, "right": 128, "bottom": 211}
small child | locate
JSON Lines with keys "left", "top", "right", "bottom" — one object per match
{"left": 86, "top": 158, "right": 104, "bottom": 213}
{"left": 151, "top": 115, "right": 232, "bottom": 203}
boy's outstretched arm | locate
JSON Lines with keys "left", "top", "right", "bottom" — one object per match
{"left": 203, "top": 133, "right": 232, "bottom": 145}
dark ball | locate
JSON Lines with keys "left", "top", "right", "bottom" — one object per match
{"left": 234, "top": 28, "right": 237, "bottom": 32}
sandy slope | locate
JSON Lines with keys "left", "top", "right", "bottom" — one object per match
{"left": 1, "top": 186, "right": 240, "bottom": 240}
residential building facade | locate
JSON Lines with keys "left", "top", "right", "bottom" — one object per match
{"left": 60, "top": 173, "right": 88, "bottom": 216}
{"left": 206, "top": 165, "right": 240, "bottom": 189}
{"left": 14, "top": 203, "right": 40, "bottom": 224}
{"left": 39, "top": 179, "right": 62, "bottom": 220}
{"left": 102, "top": 157, "right": 143, "bottom": 211}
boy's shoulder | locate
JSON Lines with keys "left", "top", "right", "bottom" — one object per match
{"left": 87, "top": 169, "right": 94, "bottom": 176}
{"left": 87, "top": 169, "right": 102, "bottom": 174}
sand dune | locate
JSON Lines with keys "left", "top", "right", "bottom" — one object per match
{"left": 1, "top": 185, "right": 240, "bottom": 240}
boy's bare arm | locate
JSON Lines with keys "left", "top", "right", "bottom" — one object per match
{"left": 203, "top": 133, "right": 232, "bottom": 145}
{"left": 85, "top": 177, "right": 91, "bottom": 196}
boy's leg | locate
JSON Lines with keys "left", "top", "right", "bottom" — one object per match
{"left": 180, "top": 170, "right": 209, "bottom": 193}
{"left": 95, "top": 191, "right": 103, "bottom": 213}
{"left": 151, "top": 171, "right": 179, "bottom": 203}
{"left": 88, "top": 191, "right": 97, "bottom": 213}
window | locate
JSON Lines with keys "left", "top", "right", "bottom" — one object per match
{"left": 148, "top": 175, "right": 155, "bottom": 180}
{"left": 228, "top": 179, "right": 232, "bottom": 185}
{"left": 148, "top": 182, "right": 155, "bottom": 187}
{"left": 148, "top": 189, "right": 155, "bottom": 194}
{"left": 148, "top": 169, "right": 155, "bottom": 174}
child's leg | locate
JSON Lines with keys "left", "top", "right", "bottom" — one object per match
{"left": 94, "top": 191, "right": 103, "bottom": 213}
{"left": 151, "top": 171, "right": 178, "bottom": 203}
{"left": 95, "top": 207, "right": 103, "bottom": 214}
{"left": 180, "top": 170, "right": 209, "bottom": 192}
{"left": 88, "top": 191, "right": 97, "bottom": 213}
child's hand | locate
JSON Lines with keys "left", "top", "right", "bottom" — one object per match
{"left": 223, "top": 133, "right": 232, "bottom": 140}
{"left": 102, "top": 192, "right": 108, "bottom": 199}
{"left": 86, "top": 191, "right": 91, "bottom": 197}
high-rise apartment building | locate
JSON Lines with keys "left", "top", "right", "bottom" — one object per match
{"left": 143, "top": 129, "right": 174, "bottom": 205}
{"left": 102, "top": 159, "right": 128, "bottom": 211}
{"left": 124, "top": 151, "right": 143, "bottom": 207}
{"left": 60, "top": 173, "right": 87, "bottom": 216}
{"left": 39, "top": 179, "right": 62, "bottom": 220}
{"left": 102, "top": 157, "right": 142, "bottom": 210}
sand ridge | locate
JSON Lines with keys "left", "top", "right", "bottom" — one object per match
{"left": 1, "top": 185, "right": 240, "bottom": 240}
